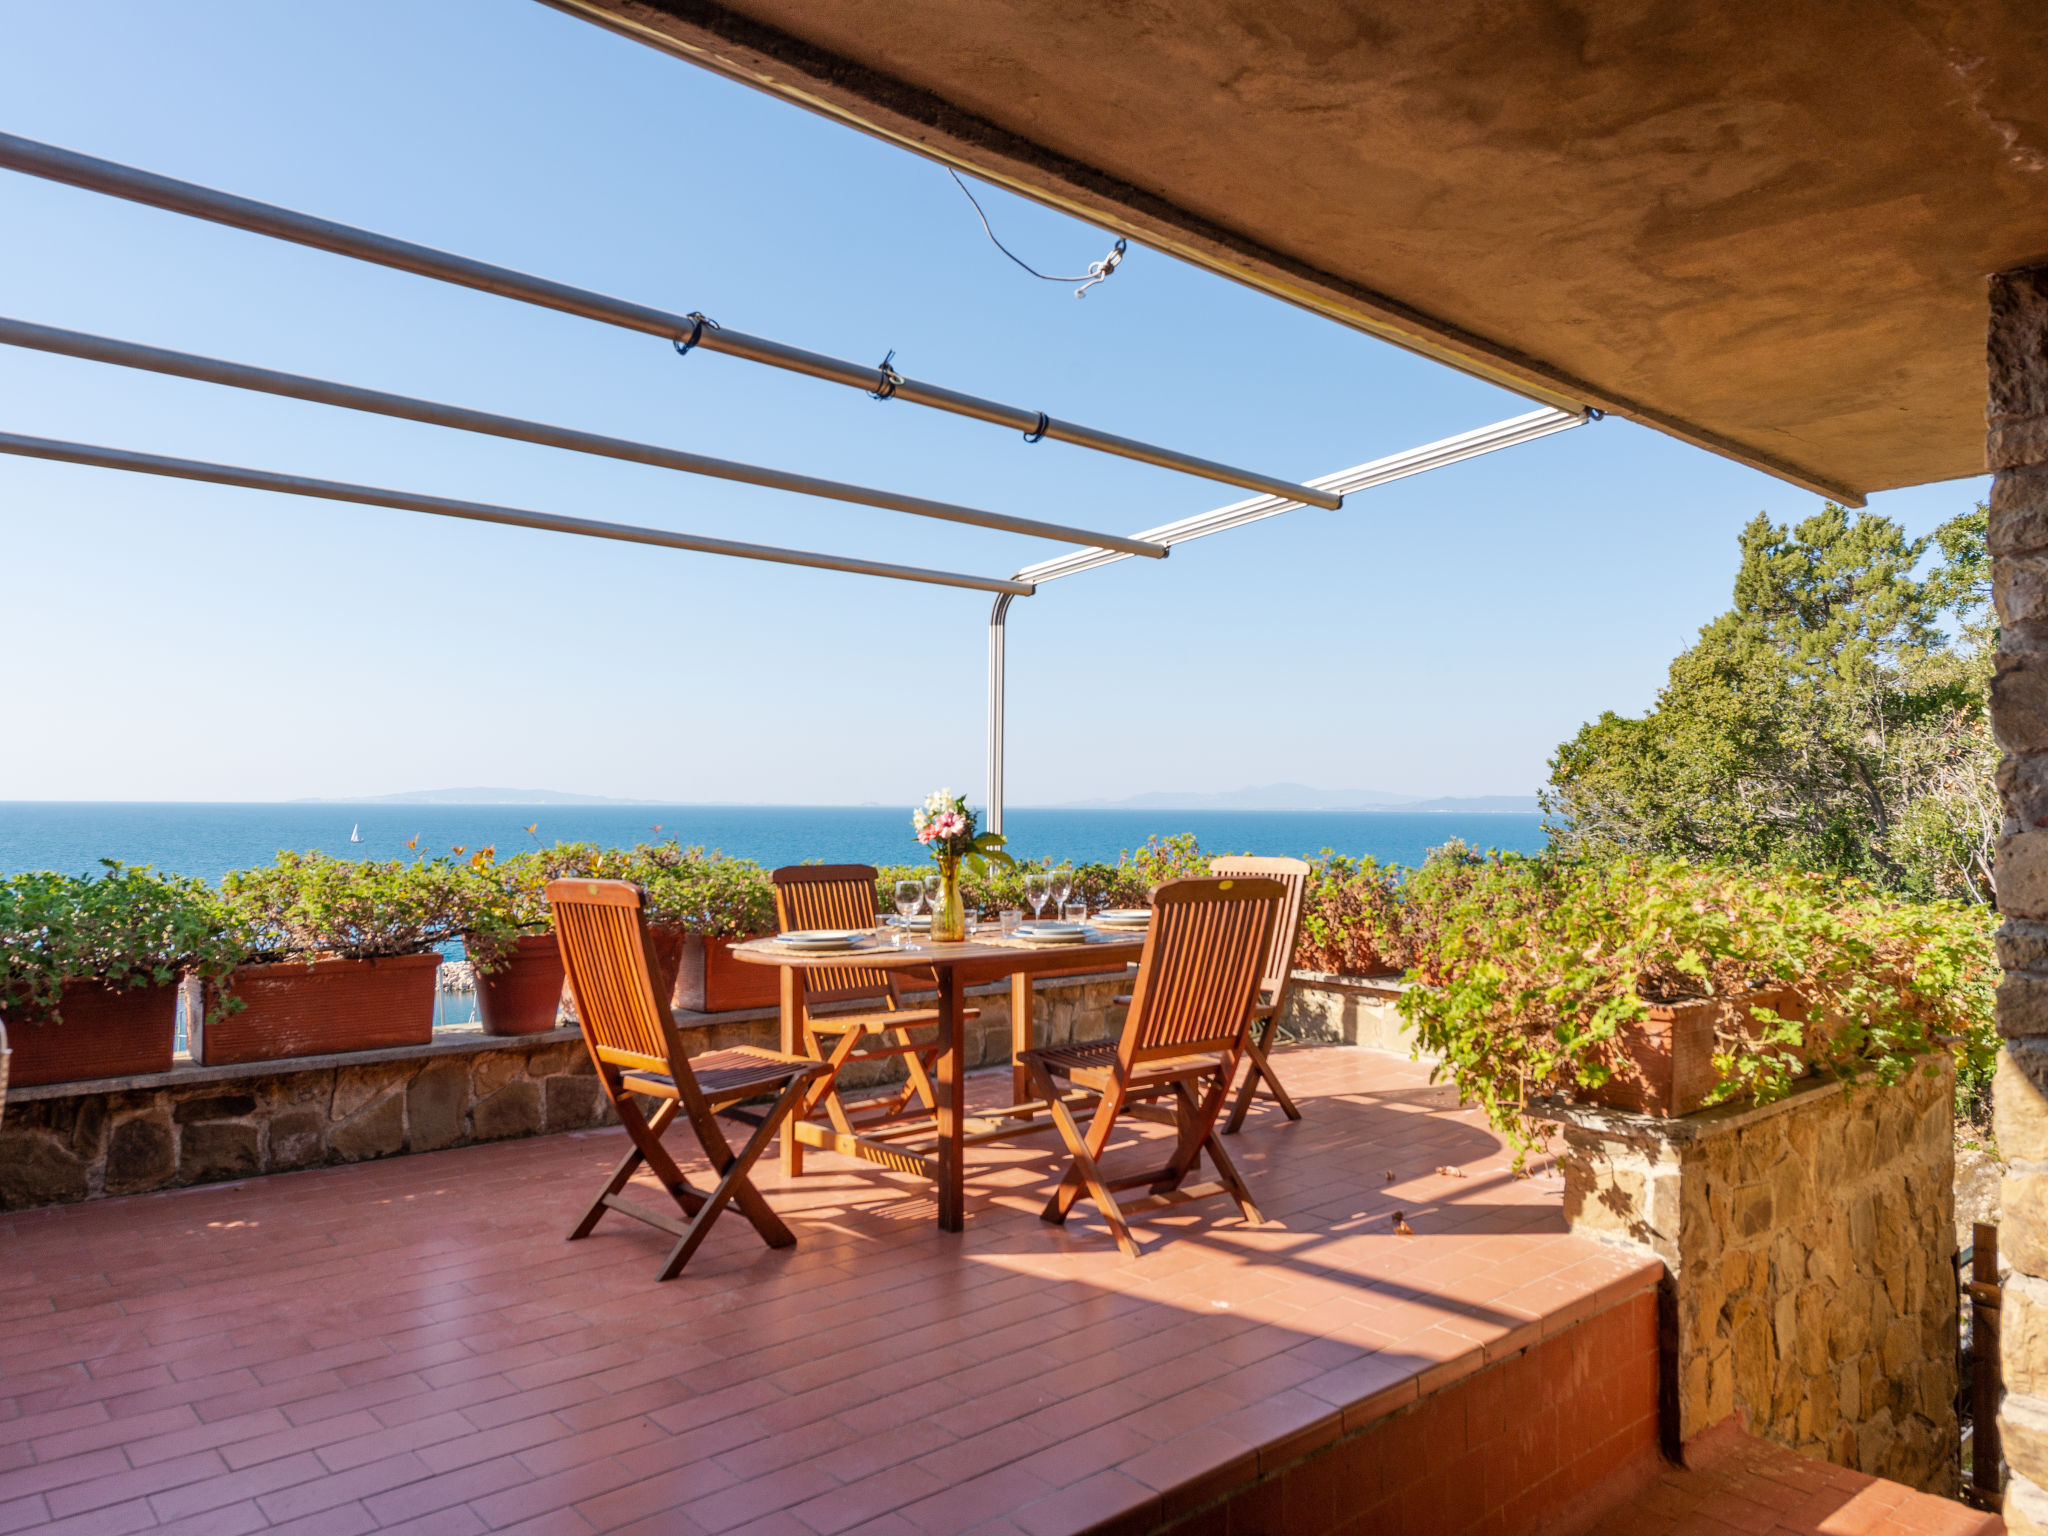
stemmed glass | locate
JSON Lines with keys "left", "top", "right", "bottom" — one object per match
{"left": 1050, "top": 865, "right": 1075, "bottom": 919}
{"left": 894, "top": 879, "right": 923, "bottom": 927}
{"left": 923, "top": 873, "right": 941, "bottom": 915}
{"left": 1023, "top": 870, "right": 1051, "bottom": 920}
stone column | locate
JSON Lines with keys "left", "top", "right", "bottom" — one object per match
{"left": 1546, "top": 1065, "right": 1957, "bottom": 1491}
{"left": 1991, "top": 264, "right": 2048, "bottom": 1536}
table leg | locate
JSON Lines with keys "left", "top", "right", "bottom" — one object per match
{"left": 780, "top": 964, "right": 806, "bottom": 1179}
{"left": 936, "top": 963, "right": 967, "bottom": 1232}
{"left": 1011, "top": 970, "right": 1034, "bottom": 1105}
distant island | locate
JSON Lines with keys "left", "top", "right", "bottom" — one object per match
{"left": 1049, "top": 782, "right": 1540, "bottom": 814}
{"left": 292, "top": 787, "right": 659, "bottom": 806}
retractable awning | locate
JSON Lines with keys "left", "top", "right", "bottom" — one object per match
{"left": 0, "top": 130, "right": 1588, "bottom": 829}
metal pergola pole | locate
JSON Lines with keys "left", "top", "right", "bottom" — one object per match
{"left": 0, "top": 316, "right": 1166, "bottom": 558}
{"left": 0, "top": 130, "right": 1343, "bottom": 513}
{"left": 0, "top": 431, "right": 1032, "bottom": 595}
{"left": 986, "top": 592, "right": 1016, "bottom": 835}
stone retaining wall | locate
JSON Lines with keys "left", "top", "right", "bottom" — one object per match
{"left": 0, "top": 1031, "right": 612, "bottom": 1210}
{"left": 1282, "top": 971, "right": 1418, "bottom": 1054}
{"left": 1541, "top": 1062, "right": 1957, "bottom": 1492}
{"left": 0, "top": 968, "right": 1137, "bottom": 1211}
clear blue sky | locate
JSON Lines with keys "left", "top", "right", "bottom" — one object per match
{"left": 0, "top": 1, "right": 1984, "bottom": 807}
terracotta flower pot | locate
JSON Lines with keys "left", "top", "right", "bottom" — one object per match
{"left": 199, "top": 953, "right": 439, "bottom": 1066}
{"left": 675, "top": 934, "right": 781, "bottom": 1013}
{"left": 1578, "top": 987, "right": 1813, "bottom": 1118}
{"left": 646, "top": 924, "right": 690, "bottom": 1011}
{"left": 0, "top": 979, "right": 178, "bottom": 1087}
{"left": 471, "top": 934, "right": 566, "bottom": 1037}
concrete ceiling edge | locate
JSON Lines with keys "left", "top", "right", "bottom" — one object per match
{"left": 540, "top": 0, "right": 1872, "bottom": 507}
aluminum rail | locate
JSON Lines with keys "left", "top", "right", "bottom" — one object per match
{"left": 982, "top": 406, "right": 1592, "bottom": 830}
{"left": 0, "top": 316, "right": 1165, "bottom": 558}
{"left": 0, "top": 130, "right": 1342, "bottom": 513}
{"left": 0, "top": 431, "right": 1034, "bottom": 596}
{"left": 1013, "top": 407, "right": 1586, "bottom": 584}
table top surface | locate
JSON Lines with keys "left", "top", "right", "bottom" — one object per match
{"left": 730, "top": 926, "right": 1147, "bottom": 971}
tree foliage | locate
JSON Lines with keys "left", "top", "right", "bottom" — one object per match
{"left": 1543, "top": 502, "right": 1996, "bottom": 902}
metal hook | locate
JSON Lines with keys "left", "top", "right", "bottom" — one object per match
{"left": 1024, "top": 412, "right": 1050, "bottom": 444}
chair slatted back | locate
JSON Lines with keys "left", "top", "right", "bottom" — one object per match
{"left": 1121, "top": 877, "right": 1284, "bottom": 1065}
{"left": 547, "top": 879, "right": 678, "bottom": 1077}
{"left": 770, "top": 865, "right": 895, "bottom": 1004}
{"left": 1209, "top": 856, "right": 1310, "bottom": 1007}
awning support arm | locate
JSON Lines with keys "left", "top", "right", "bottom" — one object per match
{"left": 0, "top": 130, "right": 1342, "bottom": 513}
{"left": 0, "top": 315, "right": 1166, "bottom": 558}
{"left": 0, "top": 430, "right": 1033, "bottom": 596}
{"left": 983, "top": 406, "right": 1593, "bottom": 828}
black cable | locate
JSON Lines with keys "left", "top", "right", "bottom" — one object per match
{"left": 947, "top": 169, "right": 1127, "bottom": 297}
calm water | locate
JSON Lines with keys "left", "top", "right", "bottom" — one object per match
{"left": 0, "top": 802, "right": 1547, "bottom": 883}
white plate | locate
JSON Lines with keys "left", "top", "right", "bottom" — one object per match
{"left": 1014, "top": 922, "right": 1089, "bottom": 945}
{"left": 777, "top": 929, "right": 871, "bottom": 950}
{"left": 897, "top": 914, "right": 931, "bottom": 929}
{"left": 1094, "top": 909, "right": 1151, "bottom": 925}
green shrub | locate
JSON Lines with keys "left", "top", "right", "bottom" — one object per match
{"left": 594, "top": 843, "right": 777, "bottom": 939}
{"left": 1296, "top": 852, "right": 1406, "bottom": 975}
{"left": 223, "top": 851, "right": 471, "bottom": 963}
{"left": 0, "top": 861, "right": 244, "bottom": 1022}
{"left": 459, "top": 842, "right": 601, "bottom": 972}
{"left": 1394, "top": 854, "right": 1996, "bottom": 1160}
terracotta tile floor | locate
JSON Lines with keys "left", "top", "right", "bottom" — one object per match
{"left": 0, "top": 1045, "right": 1662, "bottom": 1535}
{"left": 1581, "top": 1431, "right": 2005, "bottom": 1536}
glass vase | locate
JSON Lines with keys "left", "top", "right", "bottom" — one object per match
{"left": 929, "top": 858, "right": 966, "bottom": 942}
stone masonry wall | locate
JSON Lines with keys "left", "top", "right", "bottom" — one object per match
{"left": 1282, "top": 972, "right": 1420, "bottom": 1055}
{"left": 0, "top": 969, "right": 1136, "bottom": 1212}
{"left": 0, "top": 1032, "right": 613, "bottom": 1210}
{"left": 1552, "top": 1064, "right": 1957, "bottom": 1493}
{"left": 1989, "top": 264, "right": 2048, "bottom": 1535}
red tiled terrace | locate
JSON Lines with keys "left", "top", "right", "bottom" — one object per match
{"left": 0, "top": 1046, "right": 1705, "bottom": 1535}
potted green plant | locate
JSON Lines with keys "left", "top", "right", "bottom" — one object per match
{"left": 0, "top": 863, "right": 243, "bottom": 1086}
{"left": 204, "top": 851, "right": 468, "bottom": 1065}
{"left": 1395, "top": 855, "right": 1994, "bottom": 1153}
{"left": 460, "top": 843, "right": 595, "bottom": 1036}
{"left": 609, "top": 844, "right": 779, "bottom": 1012}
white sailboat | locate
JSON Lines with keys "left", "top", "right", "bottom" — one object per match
{"left": 349, "top": 824, "right": 361, "bottom": 843}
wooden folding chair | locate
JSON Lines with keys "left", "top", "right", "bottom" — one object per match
{"left": 770, "top": 865, "right": 977, "bottom": 1155}
{"left": 1018, "top": 875, "right": 1283, "bottom": 1258}
{"left": 548, "top": 878, "right": 826, "bottom": 1280}
{"left": 1210, "top": 855, "right": 1311, "bottom": 1133}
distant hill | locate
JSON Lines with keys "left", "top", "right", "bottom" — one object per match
{"left": 1397, "top": 795, "right": 1543, "bottom": 813}
{"left": 293, "top": 788, "right": 657, "bottom": 806}
{"left": 1051, "top": 784, "right": 1539, "bottom": 813}
{"left": 1057, "top": 783, "right": 1417, "bottom": 811}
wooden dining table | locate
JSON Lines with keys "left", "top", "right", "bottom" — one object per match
{"left": 730, "top": 927, "right": 1147, "bottom": 1232}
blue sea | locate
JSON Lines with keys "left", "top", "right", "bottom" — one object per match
{"left": 0, "top": 802, "right": 1547, "bottom": 883}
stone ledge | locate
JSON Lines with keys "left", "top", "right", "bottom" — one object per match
{"left": 8, "top": 1023, "right": 588, "bottom": 1103}
{"left": 1287, "top": 968, "right": 1407, "bottom": 998}
{"left": 1525, "top": 1067, "right": 1918, "bottom": 1145}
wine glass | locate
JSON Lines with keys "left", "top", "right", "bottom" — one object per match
{"left": 1050, "top": 864, "right": 1074, "bottom": 917}
{"left": 1023, "top": 870, "right": 1050, "bottom": 920}
{"left": 923, "top": 873, "right": 941, "bottom": 914}
{"left": 894, "top": 880, "right": 922, "bottom": 927}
